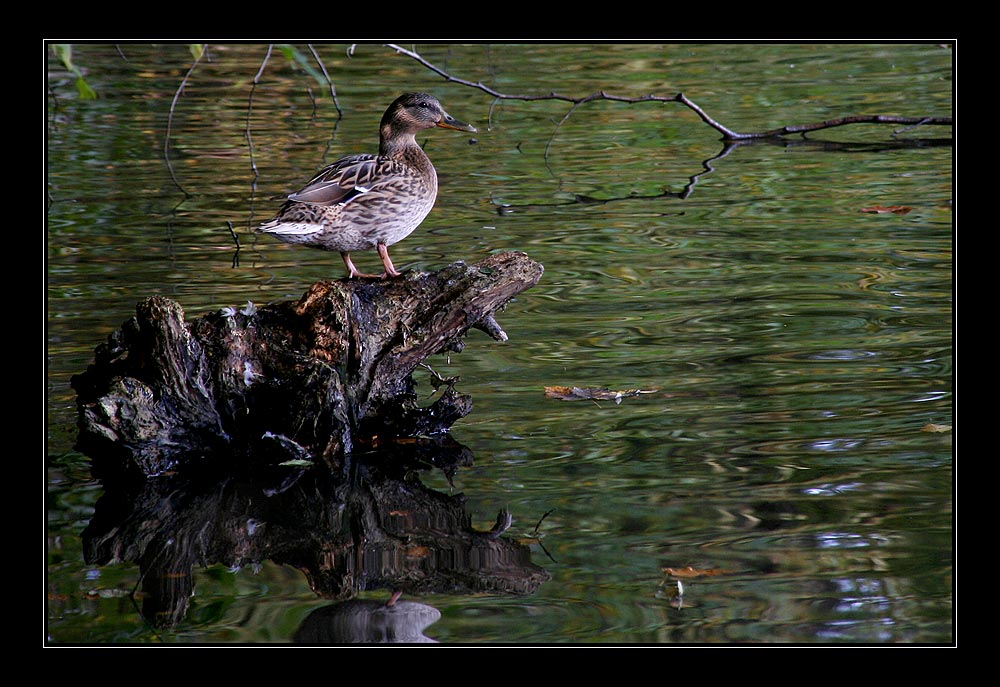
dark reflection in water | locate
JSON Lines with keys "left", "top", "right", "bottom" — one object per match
{"left": 81, "top": 443, "right": 551, "bottom": 640}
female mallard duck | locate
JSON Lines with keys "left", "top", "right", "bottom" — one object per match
{"left": 260, "top": 92, "right": 476, "bottom": 279}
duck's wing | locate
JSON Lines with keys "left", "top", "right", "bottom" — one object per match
{"left": 288, "top": 154, "right": 399, "bottom": 207}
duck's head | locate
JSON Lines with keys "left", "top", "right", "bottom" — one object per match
{"left": 381, "top": 92, "right": 477, "bottom": 137}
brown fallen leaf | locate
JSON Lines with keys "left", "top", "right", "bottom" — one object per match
{"left": 544, "top": 386, "right": 657, "bottom": 404}
{"left": 921, "top": 423, "right": 952, "bottom": 433}
{"left": 860, "top": 205, "right": 913, "bottom": 215}
{"left": 662, "top": 566, "right": 728, "bottom": 578}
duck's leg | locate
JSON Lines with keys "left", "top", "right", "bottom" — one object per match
{"left": 340, "top": 252, "right": 379, "bottom": 279}
{"left": 377, "top": 243, "right": 403, "bottom": 278}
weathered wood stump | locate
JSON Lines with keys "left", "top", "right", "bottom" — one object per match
{"left": 72, "top": 251, "right": 544, "bottom": 477}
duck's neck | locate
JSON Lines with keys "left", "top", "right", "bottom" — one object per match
{"left": 379, "top": 128, "right": 422, "bottom": 160}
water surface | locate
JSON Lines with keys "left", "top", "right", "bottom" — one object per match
{"left": 47, "top": 42, "right": 953, "bottom": 644}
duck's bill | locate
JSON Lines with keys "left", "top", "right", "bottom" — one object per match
{"left": 438, "top": 114, "right": 477, "bottom": 133}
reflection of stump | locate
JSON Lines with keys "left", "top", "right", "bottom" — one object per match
{"left": 72, "top": 252, "right": 543, "bottom": 476}
{"left": 82, "top": 450, "right": 552, "bottom": 628}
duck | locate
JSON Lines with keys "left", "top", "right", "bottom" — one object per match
{"left": 259, "top": 92, "right": 477, "bottom": 279}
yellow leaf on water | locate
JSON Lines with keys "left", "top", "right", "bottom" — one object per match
{"left": 662, "top": 566, "right": 728, "bottom": 578}
{"left": 544, "top": 386, "right": 657, "bottom": 403}
{"left": 921, "top": 423, "right": 952, "bottom": 433}
{"left": 861, "top": 205, "right": 913, "bottom": 215}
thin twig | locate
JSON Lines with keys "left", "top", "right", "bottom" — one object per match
{"left": 734, "top": 112, "right": 953, "bottom": 140}
{"left": 246, "top": 44, "right": 274, "bottom": 186}
{"left": 307, "top": 44, "right": 342, "bottom": 118}
{"left": 545, "top": 99, "right": 586, "bottom": 162}
{"left": 532, "top": 508, "right": 554, "bottom": 536}
{"left": 227, "top": 221, "right": 241, "bottom": 268}
{"left": 164, "top": 45, "right": 206, "bottom": 197}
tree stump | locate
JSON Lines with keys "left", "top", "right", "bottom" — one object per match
{"left": 72, "top": 251, "right": 544, "bottom": 477}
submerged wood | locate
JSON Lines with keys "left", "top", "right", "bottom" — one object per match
{"left": 72, "top": 251, "right": 544, "bottom": 477}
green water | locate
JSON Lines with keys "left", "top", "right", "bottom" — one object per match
{"left": 47, "top": 42, "right": 953, "bottom": 644}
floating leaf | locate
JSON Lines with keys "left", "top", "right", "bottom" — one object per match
{"left": 921, "top": 423, "right": 952, "bottom": 433}
{"left": 861, "top": 205, "right": 913, "bottom": 215}
{"left": 544, "top": 386, "right": 657, "bottom": 404}
{"left": 662, "top": 566, "right": 727, "bottom": 578}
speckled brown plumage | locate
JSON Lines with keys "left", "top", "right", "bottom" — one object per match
{"left": 260, "top": 93, "right": 476, "bottom": 279}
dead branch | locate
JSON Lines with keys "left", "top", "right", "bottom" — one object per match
{"left": 307, "top": 43, "right": 342, "bottom": 117}
{"left": 163, "top": 45, "right": 205, "bottom": 196}
{"left": 245, "top": 43, "right": 273, "bottom": 186}
{"left": 384, "top": 43, "right": 952, "bottom": 143}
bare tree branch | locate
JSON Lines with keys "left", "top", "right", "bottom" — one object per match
{"left": 164, "top": 45, "right": 206, "bottom": 196}
{"left": 307, "top": 43, "right": 342, "bottom": 117}
{"left": 245, "top": 44, "right": 274, "bottom": 187}
{"left": 730, "top": 113, "right": 952, "bottom": 140}
{"left": 384, "top": 43, "right": 952, "bottom": 142}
